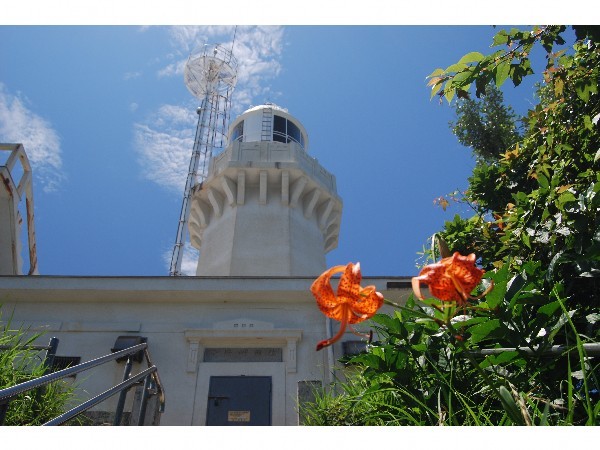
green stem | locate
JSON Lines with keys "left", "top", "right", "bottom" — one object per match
{"left": 553, "top": 285, "right": 594, "bottom": 424}
{"left": 444, "top": 319, "right": 500, "bottom": 390}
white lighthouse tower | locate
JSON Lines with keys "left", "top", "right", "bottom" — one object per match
{"left": 188, "top": 103, "right": 342, "bottom": 276}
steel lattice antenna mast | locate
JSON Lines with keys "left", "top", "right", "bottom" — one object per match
{"left": 169, "top": 44, "right": 238, "bottom": 276}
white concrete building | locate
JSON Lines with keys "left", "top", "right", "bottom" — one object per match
{"left": 0, "top": 105, "right": 411, "bottom": 426}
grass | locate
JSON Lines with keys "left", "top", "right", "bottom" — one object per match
{"left": 1, "top": 309, "right": 80, "bottom": 425}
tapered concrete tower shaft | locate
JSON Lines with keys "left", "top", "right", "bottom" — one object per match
{"left": 188, "top": 104, "right": 342, "bottom": 276}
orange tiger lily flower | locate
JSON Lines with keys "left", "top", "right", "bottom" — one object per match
{"left": 412, "top": 252, "right": 493, "bottom": 306}
{"left": 311, "top": 262, "right": 384, "bottom": 351}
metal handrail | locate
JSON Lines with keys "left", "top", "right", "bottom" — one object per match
{"left": 0, "top": 343, "right": 147, "bottom": 402}
{"left": 44, "top": 365, "right": 157, "bottom": 426}
{"left": 468, "top": 343, "right": 600, "bottom": 357}
{"left": 0, "top": 342, "right": 165, "bottom": 426}
{"left": 142, "top": 347, "right": 165, "bottom": 413}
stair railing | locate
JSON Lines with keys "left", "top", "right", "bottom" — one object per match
{"left": 0, "top": 340, "right": 165, "bottom": 426}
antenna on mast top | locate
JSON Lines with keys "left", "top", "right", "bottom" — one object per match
{"left": 169, "top": 43, "right": 238, "bottom": 276}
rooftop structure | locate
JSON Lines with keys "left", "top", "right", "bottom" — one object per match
{"left": 0, "top": 143, "right": 37, "bottom": 276}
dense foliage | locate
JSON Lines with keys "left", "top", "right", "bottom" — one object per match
{"left": 300, "top": 25, "right": 599, "bottom": 426}
{"left": 449, "top": 84, "right": 523, "bottom": 163}
{"left": 434, "top": 26, "right": 599, "bottom": 332}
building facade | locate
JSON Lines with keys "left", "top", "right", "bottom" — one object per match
{"left": 0, "top": 105, "right": 411, "bottom": 425}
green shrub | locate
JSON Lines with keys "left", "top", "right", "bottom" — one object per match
{"left": 301, "top": 273, "right": 599, "bottom": 425}
{"left": 303, "top": 26, "right": 599, "bottom": 426}
{"left": 1, "top": 310, "right": 79, "bottom": 425}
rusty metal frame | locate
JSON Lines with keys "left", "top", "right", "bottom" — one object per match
{"left": 0, "top": 143, "right": 38, "bottom": 275}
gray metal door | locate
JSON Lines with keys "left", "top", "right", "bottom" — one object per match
{"left": 206, "top": 376, "right": 272, "bottom": 426}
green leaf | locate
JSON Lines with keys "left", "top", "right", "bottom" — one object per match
{"left": 541, "top": 207, "right": 550, "bottom": 221}
{"left": 558, "top": 191, "right": 577, "bottom": 206}
{"left": 427, "top": 68, "right": 446, "bottom": 79}
{"left": 458, "top": 51, "right": 485, "bottom": 65}
{"left": 430, "top": 87, "right": 443, "bottom": 100}
{"left": 514, "top": 191, "right": 528, "bottom": 203}
{"left": 505, "top": 273, "right": 527, "bottom": 305}
{"left": 540, "top": 402, "right": 550, "bottom": 426}
{"left": 522, "top": 232, "right": 531, "bottom": 249}
{"left": 548, "top": 251, "right": 565, "bottom": 281}
{"left": 575, "top": 79, "right": 594, "bottom": 102}
{"left": 445, "top": 86, "right": 456, "bottom": 103}
{"left": 498, "top": 385, "right": 525, "bottom": 425}
{"left": 492, "top": 30, "right": 509, "bottom": 46}
{"left": 410, "top": 343, "right": 427, "bottom": 352}
{"left": 508, "top": 28, "right": 522, "bottom": 39}
{"left": 479, "top": 350, "right": 519, "bottom": 369}
{"left": 452, "top": 68, "right": 474, "bottom": 86}
{"left": 494, "top": 61, "right": 511, "bottom": 87}
{"left": 429, "top": 79, "right": 445, "bottom": 99}
{"left": 538, "top": 300, "right": 561, "bottom": 318}
{"left": 415, "top": 317, "right": 438, "bottom": 324}
{"left": 483, "top": 263, "right": 509, "bottom": 308}
{"left": 475, "top": 74, "right": 489, "bottom": 98}
{"left": 372, "top": 314, "right": 402, "bottom": 334}
{"left": 510, "top": 63, "right": 524, "bottom": 86}
{"left": 444, "top": 62, "right": 468, "bottom": 74}
{"left": 457, "top": 85, "right": 471, "bottom": 98}
{"left": 554, "top": 77, "right": 564, "bottom": 97}
{"left": 455, "top": 316, "right": 488, "bottom": 327}
{"left": 537, "top": 173, "right": 550, "bottom": 189}
{"left": 468, "top": 319, "right": 502, "bottom": 344}
{"left": 548, "top": 308, "right": 575, "bottom": 341}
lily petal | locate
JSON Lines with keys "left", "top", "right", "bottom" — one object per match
{"left": 311, "top": 263, "right": 383, "bottom": 350}
{"left": 412, "top": 252, "right": 491, "bottom": 305}
{"left": 412, "top": 276, "right": 425, "bottom": 300}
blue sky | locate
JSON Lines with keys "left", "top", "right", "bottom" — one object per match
{"left": 0, "top": 12, "right": 584, "bottom": 277}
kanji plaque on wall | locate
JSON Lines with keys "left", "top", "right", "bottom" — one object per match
{"left": 203, "top": 347, "right": 283, "bottom": 362}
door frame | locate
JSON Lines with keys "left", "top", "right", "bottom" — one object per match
{"left": 185, "top": 325, "right": 302, "bottom": 426}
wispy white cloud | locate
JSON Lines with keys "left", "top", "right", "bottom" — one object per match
{"left": 133, "top": 25, "right": 285, "bottom": 194}
{"left": 159, "top": 25, "right": 284, "bottom": 112}
{"left": 123, "top": 71, "right": 142, "bottom": 80}
{"left": 157, "top": 60, "right": 186, "bottom": 78}
{"left": 228, "top": 26, "right": 284, "bottom": 113}
{"left": 133, "top": 26, "right": 285, "bottom": 274}
{"left": 167, "top": 25, "right": 236, "bottom": 55}
{"left": 0, "top": 83, "right": 64, "bottom": 193}
{"left": 133, "top": 102, "right": 197, "bottom": 193}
